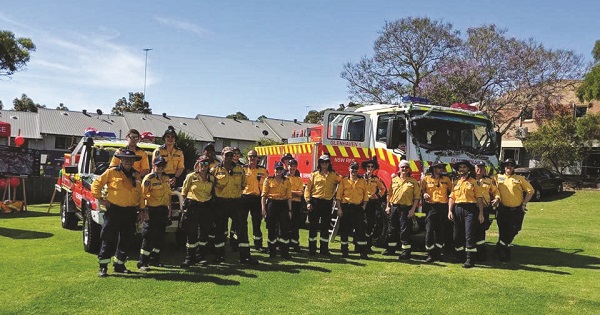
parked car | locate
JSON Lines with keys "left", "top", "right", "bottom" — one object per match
{"left": 514, "top": 167, "right": 564, "bottom": 201}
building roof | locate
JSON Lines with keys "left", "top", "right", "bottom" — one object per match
{"left": 123, "top": 112, "right": 213, "bottom": 142}
{"left": 196, "top": 114, "right": 279, "bottom": 142}
{"left": 37, "top": 108, "right": 129, "bottom": 137}
{"left": 261, "top": 117, "right": 318, "bottom": 141}
{"left": 0, "top": 110, "right": 42, "bottom": 139}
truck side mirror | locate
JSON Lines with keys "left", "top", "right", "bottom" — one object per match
{"left": 386, "top": 117, "right": 402, "bottom": 149}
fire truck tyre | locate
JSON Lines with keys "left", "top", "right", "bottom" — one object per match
{"left": 175, "top": 227, "right": 186, "bottom": 248}
{"left": 61, "top": 194, "right": 78, "bottom": 230}
{"left": 371, "top": 205, "right": 389, "bottom": 248}
{"left": 83, "top": 210, "right": 101, "bottom": 254}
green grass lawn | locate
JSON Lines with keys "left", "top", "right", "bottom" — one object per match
{"left": 1, "top": 191, "right": 599, "bottom": 314}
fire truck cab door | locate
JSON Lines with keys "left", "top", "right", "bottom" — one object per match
{"left": 322, "top": 110, "right": 372, "bottom": 149}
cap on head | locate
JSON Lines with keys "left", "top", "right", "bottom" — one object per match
{"left": 281, "top": 153, "right": 293, "bottom": 163}
{"left": 153, "top": 156, "right": 167, "bottom": 166}
{"left": 429, "top": 160, "right": 446, "bottom": 171}
{"left": 474, "top": 161, "right": 487, "bottom": 168}
{"left": 398, "top": 160, "right": 410, "bottom": 170}
{"left": 501, "top": 158, "right": 518, "bottom": 168}
{"left": 221, "top": 146, "right": 234, "bottom": 156}
{"left": 197, "top": 155, "right": 210, "bottom": 163}
{"left": 116, "top": 149, "right": 142, "bottom": 161}
{"left": 203, "top": 143, "right": 215, "bottom": 151}
{"left": 140, "top": 131, "right": 155, "bottom": 142}
{"left": 349, "top": 161, "right": 359, "bottom": 170}
{"left": 453, "top": 159, "right": 473, "bottom": 171}
{"left": 361, "top": 159, "right": 379, "bottom": 170}
{"left": 274, "top": 161, "right": 284, "bottom": 170}
{"left": 162, "top": 125, "right": 178, "bottom": 140}
{"left": 232, "top": 147, "right": 241, "bottom": 154}
{"left": 318, "top": 154, "right": 330, "bottom": 162}
{"left": 288, "top": 158, "right": 298, "bottom": 166}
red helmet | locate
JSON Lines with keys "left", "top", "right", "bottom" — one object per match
{"left": 140, "top": 131, "right": 155, "bottom": 142}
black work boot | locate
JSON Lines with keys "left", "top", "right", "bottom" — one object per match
{"left": 195, "top": 246, "right": 208, "bottom": 265}
{"left": 320, "top": 242, "right": 331, "bottom": 256}
{"left": 382, "top": 247, "right": 396, "bottom": 256}
{"left": 309, "top": 241, "right": 318, "bottom": 256}
{"left": 463, "top": 252, "right": 475, "bottom": 268}
{"left": 98, "top": 264, "right": 108, "bottom": 278}
{"left": 341, "top": 244, "right": 349, "bottom": 258}
{"left": 113, "top": 263, "right": 131, "bottom": 274}
{"left": 240, "top": 255, "right": 260, "bottom": 265}
{"left": 149, "top": 251, "right": 164, "bottom": 267}
{"left": 425, "top": 251, "right": 435, "bottom": 263}
{"left": 454, "top": 250, "right": 466, "bottom": 263}
{"left": 398, "top": 250, "right": 411, "bottom": 260}
{"left": 181, "top": 248, "right": 197, "bottom": 268}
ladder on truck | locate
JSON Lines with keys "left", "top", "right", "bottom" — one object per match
{"left": 328, "top": 205, "right": 340, "bottom": 242}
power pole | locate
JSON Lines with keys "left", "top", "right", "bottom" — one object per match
{"left": 143, "top": 48, "right": 153, "bottom": 101}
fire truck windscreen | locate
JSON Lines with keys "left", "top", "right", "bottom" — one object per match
{"left": 408, "top": 110, "right": 497, "bottom": 154}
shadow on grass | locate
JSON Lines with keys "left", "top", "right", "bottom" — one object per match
{"left": 0, "top": 211, "right": 59, "bottom": 219}
{"left": 0, "top": 227, "right": 54, "bottom": 239}
{"left": 536, "top": 191, "right": 575, "bottom": 202}
{"left": 463, "top": 244, "right": 600, "bottom": 274}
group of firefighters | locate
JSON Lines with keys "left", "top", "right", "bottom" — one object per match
{"left": 90, "top": 126, "right": 535, "bottom": 277}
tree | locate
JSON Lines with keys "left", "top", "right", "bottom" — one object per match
{"left": 304, "top": 108, "right": 330, "bottom": 124}
{"left": 523, "top": 114, "right": 600, "bottom": 175}
{"left": 257, "top": 115, "right": 267, "bottom": 121}
{"left": 420, "top": 24, "right": 584, "bottom": 136}
{"left": 226, "top": 112, "right": 248, "bottom": 120}
{"left": 111, "top": 92, "right": 151, "bottom": 115}
{"left": 56, "top": 103, "right": 69, "bottom": 111}
{"left": 524, "top": 115, "right": 581, "bottom": 174}
{"left": 0, "top": 30, "right": 36, "bottom": 77}
{"left": 12, "top": 93, "right": 45, "bottom": 112}
{"left": 577, "top": 39, "right": 600, "bottom": 102}
{"left": 341, "top": 17, "right": 461, "bottom": 103}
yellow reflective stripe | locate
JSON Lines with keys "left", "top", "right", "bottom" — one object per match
{"left": 455, "top": 246, "right": 465, "bottom": 251}
{"left": 238, "top": 243, "right": 250, "bottom": 248}
{"left": 278, "top": 238, "right": 290, "bottom": 244}
{"left": 186, "top": 243, "right": 197, "bottom": 248}
{"left": 409, "top": 160, "right": 418, "bottom": 172}
{"left": 388, "top": 242, "right": 398, "bottom": 247}
{"left": 466, "top": 248, "right": 478, "bottom": 252}
{"left": 215, "top": 242, "right": 225, "bottom": 248}
{"left": 425, "top": 245, "right": 435, "bottom": 250}
{"left": 309, "top": 237, "right": 317, "bottom": 242}
{"left": 476, "top": 240, "right": 485, "bottom": 245}
{"left": 290, "top": 239, "right": 299, "bottom": 244}
{"left": 499, "top": 240, "right": 507, "bottom": 246}
{"left": 435, "top": 243, "right": 444, "bottom": 248}
{"left": 320, "top": 237, "right": 329, "bottom": 243}
{"left": 401, "top": 244, "right": 411, "bottom": 250}
{"left": 340, "top": 241, "right": 349, "bottom": 245}
{"left": 152, "top": 248, "right": 160, "bottom": 253}
{"left": 113, "top": 257, "right": 125, "bottom": 264}
{"left": 99, "top": 258, "right": 111, "bottom": 264}
{"left": 198, "top": 241, "right": 207, "bottom": 246}
{"left": 338, "top": 146, "right": 349, "bottom": 157}
{"left": 140, "top": 249, "right": 151, "bottom": 256}
{"left": 356, "top": 241, "right": 367, "bottom": 245}
{"left": 268, "top": 239, "right": 277, "bottom": 244}
{"left": 253, "top": 236, "right": 262, "bottom": 240}
{"left": 325, "top": 145, "right": 336, "bottom": 156}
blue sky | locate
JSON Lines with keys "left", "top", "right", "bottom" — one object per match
{"left": 0, "top": 1, "right": 598, "bottom": 122}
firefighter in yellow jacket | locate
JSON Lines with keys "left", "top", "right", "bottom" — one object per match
{"left": 384, "top": 160, "right": 420, "bottom": 260}
{"left": 180, "top": 155, "right": 214, "bottom": 267}
{"left": 420, "top": 160, "right": 452, "bottom": 263}
{"left": 211, "top": 146, "right": 259, "bottom": 265}
{"left": 336, "top": 161, "right": 369, "bottom": 259}
{"left": 109, "top": 129, "right": 150, "bottom": 177}
{"left": 362, "top": 159, "right": 386, "bottom": 253}
{"left": 261, "top": 161, "right": 292, "bottom": 258}
{"left": 137, "top": 156, "right": 171, "bottom": 271}
{"left": 153, "top": 126, "right": 184, "bottom": 187}
{"left": 474, "top": 161, "right": 501, "bottom": 261}
{"left": 448, "top": 160, "right": 484, "bottom": 268}
{"left": 91, "top": 149, "right": 145, "bottom": 277}
{"left": 494, "top": 158, "right": 534, "bottom": 262}
{"left": 304, "top": 154, "right": 340, "bottom": 256}
{"left": 242, "top": 149, "right": 269, "bottom": 251}
{"left": 287, "top": 158, "right": 305, "bottom": 252}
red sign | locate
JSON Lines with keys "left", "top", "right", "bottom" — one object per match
{"left": 0, "top": 121, "right": 10, "bottom": 137}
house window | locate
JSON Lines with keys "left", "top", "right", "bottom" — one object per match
{"left": 55, "top": 136, "right": 80, "bottom": 150}
{"left": 521, "top": 108, "right": 533, "bottom": 120}
{"left": 575, "top": 106, "right": 587, "bottom": 118}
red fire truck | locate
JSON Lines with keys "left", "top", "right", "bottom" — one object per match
{"left": 255, "top": 97, "right": 500, "bottom": 243}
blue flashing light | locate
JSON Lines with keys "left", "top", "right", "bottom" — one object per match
{"left": 97, "top": 131, "right": 117, "bottom": 139}
{"left": 401, "top": 96, "right": 430, "bottom": 104}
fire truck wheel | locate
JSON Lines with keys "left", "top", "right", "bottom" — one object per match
{"left": 83, "top": 209, "right": 101, "bottom": 254}
{"left": 371, "top": 204, "right": 389, "bottom": 248}
{"left": 61, "top": 193, "right": 78, "bottom": 230}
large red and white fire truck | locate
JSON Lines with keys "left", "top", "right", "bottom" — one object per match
{"left": 57, "top": 130, "right": 184, "bottom": 254}
{"left": 255, "top": 97, "right": 500, "bottom": 243}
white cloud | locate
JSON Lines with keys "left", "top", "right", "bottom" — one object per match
{"left": 154, "top": 16, "right": 211, "bottom": 37}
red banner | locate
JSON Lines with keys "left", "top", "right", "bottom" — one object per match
{"left": 0, "top": 121, "right": 10, "bottom": 137}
